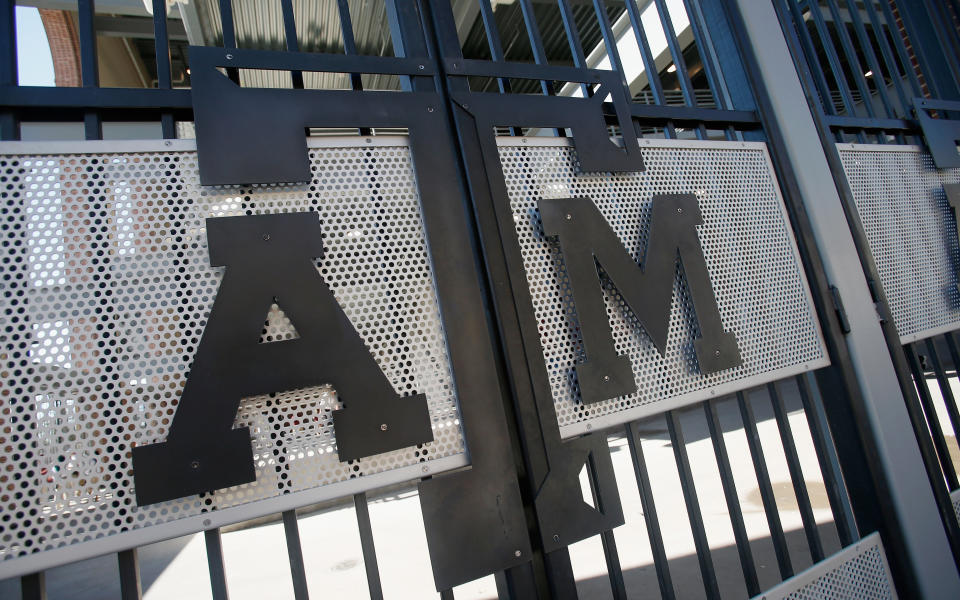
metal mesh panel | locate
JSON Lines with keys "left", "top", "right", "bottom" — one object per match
{"left": 0, "top": 138, "right": 464, "bottom": 573}
{"left": 838, "top": 144, "right": 960, "bottom": 343}
{"left": 499, "top": 138, "right": 827, "bottom": 436}
{"left": 952, "top": 490, "right": 960, "bottom": 524}
{"left": 756, "top": 533, "right": 896, "bottom": 600}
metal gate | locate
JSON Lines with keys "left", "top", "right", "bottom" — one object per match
{"left": 0, "top": 0, "right": 957, "bottom": 598}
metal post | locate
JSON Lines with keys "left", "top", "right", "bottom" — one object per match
{"left": 728, "top": 0, "right": 960, "bottom": 596}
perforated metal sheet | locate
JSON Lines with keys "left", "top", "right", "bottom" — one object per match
{"left": 952, "top": 489, "right": 960, "bottom": 524}
{"left": 0, "top": 137, "right": 466, "bottom": 577}
{"left": 499, "top": 138, "right": 828, "bottom": 437}
{"left": 838, "top": 144, "right": 960, "bottom": 343}
{"left": 753, "top": 533, "right": 896, "bottom": 600}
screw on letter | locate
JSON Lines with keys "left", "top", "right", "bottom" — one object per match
{"left": 380, "top": 423, "right": 389, "bottom": 431}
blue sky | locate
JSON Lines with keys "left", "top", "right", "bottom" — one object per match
{"left": 16, "top": 6, "right": 55, "bottom": 86}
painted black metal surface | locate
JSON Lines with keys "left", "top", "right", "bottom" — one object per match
{"left": 539, "top": 194, "right": 741, "bottom": 404}
{"left": 189, "top": 46, "right": 439, "bottom": 185}
{"left": 184, "top": 42, "right": 533, "bottom": 589}
{"left": 132, "top": 212, "right": 433, "bottom": 505}
{"left": 915, "top": 98, "right": 960, "bottom": 169}
{"left": 0, "top": 0, "right": 918, "bottom": 594}
{"left": 431, "top": 50, "right": 639, "bottom": 556}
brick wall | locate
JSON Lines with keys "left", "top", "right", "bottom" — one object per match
{"left": 38, "top": 9, "right": 81, "bottom": 87}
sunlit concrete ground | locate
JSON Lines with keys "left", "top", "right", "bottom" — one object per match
{"left": 2, "top": 371, "right": 956, "bottom": 599}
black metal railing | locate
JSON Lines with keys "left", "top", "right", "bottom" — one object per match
{"left": 0, "top": 0, "right": 947, "bottom": 598}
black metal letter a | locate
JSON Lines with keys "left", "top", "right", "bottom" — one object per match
{"left": 132, "top": 212, "right": 433, "bottom": 505}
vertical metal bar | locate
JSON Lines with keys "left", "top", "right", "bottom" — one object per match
{"left": 625, "top": 422, "right": 675, "bottom": 600}
{"left": 778, "top": 0, "right": 838, "bottom": 119}
{"left": 502, "top": 562, "right": 541, "bottom": 600}
{"left": 622, "top": 0, "right": 665, "bottom": 104}
{"left": 543, "top": 549, "right": 578, "bottom": 600}
{"left": 586, "top": 452, "right": 627, "bottom": 600}
{"left": 650, "top": 0, "right": 707, "bottom": 138}
{"left": 516, "top": 0, "right": 562, "bottom": 135}
{"left": 280, "top": 0, "right": 304, "bottom": 89}
{"left": 0, "top": 0, "right": 19, "bottom": 141}
{"left": 704, "top": 399, "right": 760, "bottom": 597}
{"left": 795, "top": 374, "right": 858, "bottom": 546}
{"left": 218, "top": 0, "right": 237, "bottom": 48}
{"left": 440, "top": 589, "right": 455, "bottom": 600}
{"left": 822, "top": 0, "right": 878, "bottom": 118}
{"left": 118, "top": 549, "right": 143, "bottom": 600}
{"left": 204, "top": 528, "right": 230, "bottom": 600}
{"left": 768, "top": 382, "right": 825, "bottom": 562}
{"left": 337, "top": 0, "right": 365, "bottom": 92}
{"left": 666, "top": 410, "right": 720, "bottom": 600}
{"left": 861, "top": 0, "right": 913, "bottom": 117}
{"left": 20, "top": 573, "right": 45, "bottom": 600}
{"left": 841, "top": 0, "right": 896, "bottom": 119}
{"left": 516, "top": 0, "right": 552, "bottom": 96}
{"left": 475, "top": 0, "right": 520, "bottom": 134}
{"left": 737, "top": 390, "right": 793, "bottom": 579}
{"left": 556, "top": 0, "right": 591, "bottom": 97}
{"left": 590, "top": 0, "right": 629, "bottom": 91}
{"left": 877, "top": 0, "right": 925, "bottom": 99}
{"left": 590, "top": 0, "right": 641, "bottom": 141}
{"left": 354, "top": 492, "right": 385, "bottom": 600}
{"left": 477, "top": 0, "right": 506, "bottom": 61}
{"left": 904, "top": 344, "right": 960, "bottom": 490}
{"left": 925, "top": 338, "right": 960, "bottom": 442}
{"left": 803, "top": 0, "right": 859, "bottom": 119}
{"left": 944, "top": 332, "right": 960, "bottom": 395}
{"left": 821, "top": 0, "right": 884, "bottom": 142}
{"left": 77, "top": 0, "right": 102, "bottom": 140}
{"left": 281, "top": 510, "right": 310, "bottom": 600}
{"left": 152, "top": 0, "right": 175, "bottom": 138}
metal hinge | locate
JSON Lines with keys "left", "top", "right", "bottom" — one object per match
{"left": 865, "top": 278, "right": 889, "bottom": 325}
{"left": 829, "top": 284, "right": 851, "bottom": 334}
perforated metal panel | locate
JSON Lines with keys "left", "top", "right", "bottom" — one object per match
{"left": 499, "top": 138, "right": 828, "bottom": 437}
{"left": 838, "top": 144, "right": 960, "bottom": 343}
{"left": 952, "top": 489, "right": 960, "bottom": 524}
{"left": 754, "top": 533, "right": 896, "bottom": 600}
{"left": 0, "top": 137, "right": 466, "bottom": 577}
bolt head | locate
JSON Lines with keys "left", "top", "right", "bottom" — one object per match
{"left": 553, "top": 534, "right": 560, "bottom": 543}
{"left": 380, "top": 423, "right": 388, "bottom": 431}
{"left": 714, "top": 350, "right": 720, "bottom": 356}
{"left": 566, "top": 214, "right": 572, "bottom": 220}
{"left": 225, "top": 53, "right": 233, "bottom": 60}
{"left": 190, "top": 460, "right": 200, "bottom": 470}
{"left": 262, "top": 234, "right": 270, "bottom": 241}
{"left": 514, "top": 550, "right": 522, "bottom": 557}
{"left": 603, "top": 375, "right": 610, "bottom": 382}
